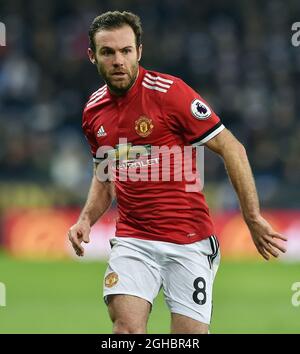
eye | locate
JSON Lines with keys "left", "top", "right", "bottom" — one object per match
{"left": 122, "top": 48, "right": 132, "bottom": 54}
{"left": 101, "top": 48, "right": 114, "bottom": 56}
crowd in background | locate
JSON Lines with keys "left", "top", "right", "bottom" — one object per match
{"left": 0, "top": 0, "right": 299, "bottom": 208}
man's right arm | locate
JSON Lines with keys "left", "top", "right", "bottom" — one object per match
{"left": 68, "top": 163, "right": 114, "bottom": 257}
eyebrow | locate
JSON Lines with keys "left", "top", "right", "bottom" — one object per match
{"left": 99, "top": 45, "right": 134, "bottom": 51}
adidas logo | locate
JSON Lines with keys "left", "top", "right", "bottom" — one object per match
{"left": 97, "top": 125, "right": 107, "bottom": 137}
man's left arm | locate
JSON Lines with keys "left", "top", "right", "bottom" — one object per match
{"left": 204, "top": 128, "right": 287, "bottom": 260}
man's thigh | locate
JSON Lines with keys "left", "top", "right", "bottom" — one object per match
{"left": 171, "top": 313, "right": 209, "bottom": 334}
{"left": 107, "top": 294, "right": 151, "bottom": 333}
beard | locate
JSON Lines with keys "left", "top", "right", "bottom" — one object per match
{"left": 98, "top": 61, "right": 139, "bottom": 96}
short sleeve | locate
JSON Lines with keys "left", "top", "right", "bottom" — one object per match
{"left": 82, "top": 110, "right": 99, "bottom": 162}
{"left": 163, "top": 78, "right": 225, "bottom": 146}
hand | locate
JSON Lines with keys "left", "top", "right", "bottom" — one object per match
{"left": 246, "top": 215, "right": 287, "bottom": 260}
{"left": 67, "top": 220, "right": 91, "bottom": 257}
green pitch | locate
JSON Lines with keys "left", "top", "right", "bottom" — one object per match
{"left": 0, "top": 253, "right": 299, "bottom": 333}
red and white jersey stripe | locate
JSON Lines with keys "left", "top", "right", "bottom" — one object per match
{"left": 86, "top": 85, "right": 107, "bottom": 107}
{"left": 142, "top": 72, "right": 173, "bottom": 93}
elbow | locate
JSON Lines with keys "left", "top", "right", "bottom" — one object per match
{"left": 220, "top": 140, "right": 247, "bottom": 160}
{"left": 237, "top": 141, "right": 246, "bottom": 155}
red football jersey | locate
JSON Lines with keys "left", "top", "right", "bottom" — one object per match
{"left": 82, "top": 66, "right": 225, "bottom": 244}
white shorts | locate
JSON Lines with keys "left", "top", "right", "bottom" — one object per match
{"left": 103, "top": 235, "right": 220, "bottom": 324}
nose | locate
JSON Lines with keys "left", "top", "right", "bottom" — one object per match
{"left": 112, "top": 51, "right": 124, "bottom": 67}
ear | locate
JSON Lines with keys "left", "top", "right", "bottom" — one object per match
{"left": 137, "top": 44, "right": 143, "bottom": 62}
{"left": 87, "top": 48, "right": 97, "bottom": 64}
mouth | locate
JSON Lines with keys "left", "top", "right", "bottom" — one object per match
{"left": 111, "top": 72, "right": 127, "bottom": 78}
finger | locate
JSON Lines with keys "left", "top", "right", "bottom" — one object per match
{"left": 260, "top": 251, "right": 270, "bottom": 261}
{"left": 264, "top": 236, "right": 287, "bottom": 253}
{"left": 256, "top": 244, "right": 270, "bottom": 260}
{"left": 71, "top": 240, "right": 84, "bottom": 256}
{"left": 76, "top": 249, "right": 84, "bottom": 257}
{"left": 261, "top": 250, "right": 270, "bottom": 261}
{"left": 75, "top": 247, "right": 84, "bottom": 257}
{"left": 69, "top": 230, "right": 83, "bottom": 249}
{"left": 69, "top": 227, "right": 83, "bottom": 239}
{"left": 68, "top": 234, "right": 84, "bottom": 256}
{"left": 67, "top": 230, "right": 73, "bottom": 242}
{"left": 71, "top": 238, "right": 83, "bottom": 252}
{"left": 83, "top": 232, "right": 90, "bottom": 244}
{"left": 262, "top": 240, "right": 279, "bottom": 258}
{"left": 67, "top": 228, "right": 85, "bottom": 256}
{"left": 270, "top": 232, "right": 288, "bottom": 242}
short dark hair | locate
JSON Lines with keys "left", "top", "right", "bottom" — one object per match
{"left": 89, "top": 11, "right": 142, "bottom": 52}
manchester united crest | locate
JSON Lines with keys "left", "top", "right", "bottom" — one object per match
{"left": 105, "top": 272, "right": 119, "bottom": 288}
{"left": 135, "top": 116, "right": 154, "bottom": 137}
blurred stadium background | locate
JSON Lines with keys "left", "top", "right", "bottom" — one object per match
{"left": 0, "top": 0, "right": 300, "bottom": 333}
